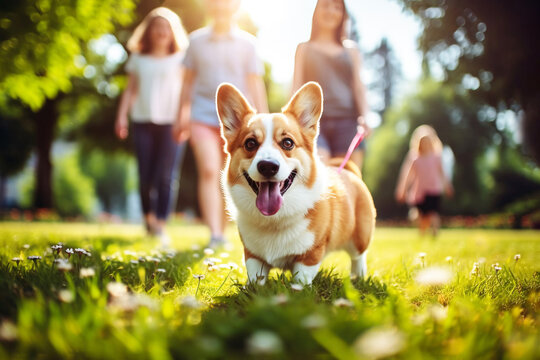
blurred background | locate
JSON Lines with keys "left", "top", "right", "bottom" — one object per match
{"left": 1, "top": 0, "right": 539, "bottom": 228}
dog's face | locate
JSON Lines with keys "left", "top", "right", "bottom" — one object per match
{"left": 217, "top": 82, "right": 323, "bottom": 216}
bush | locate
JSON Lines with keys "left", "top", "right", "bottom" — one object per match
{"left": 53, "top": 151, "right": 96, "bottom": 218}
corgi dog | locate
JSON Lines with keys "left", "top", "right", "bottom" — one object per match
{"left": 216, "top": 81, "right": 376, "bottom": 285}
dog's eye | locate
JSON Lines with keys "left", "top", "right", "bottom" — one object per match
{"left": 280, "top": 138, "right": 295, "bottom": 150}
{"left": 244, "top": 138, "right": 258, "bottom": 151}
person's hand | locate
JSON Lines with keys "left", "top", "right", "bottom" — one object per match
{"left": 445, "top": 183, "right": 454, "bottom": 198}
{"left": 173, "top": 114, "right": 190, "bottom": 143}
{"left": 357, "top": 116, "right": 372, "bottom": 138}
{"left": 115, "top": 117, "right": 128, "bottom": 140}
{"left": 395, "top": 192, "right": 404, "bottom": 203}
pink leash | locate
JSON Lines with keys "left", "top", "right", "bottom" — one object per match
{"left": 337, "top": 127, "right": 365, "bottom": 173}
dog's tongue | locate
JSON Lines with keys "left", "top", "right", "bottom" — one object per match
{"left": 256, "top": 182, "right": 283, "bottom": 216}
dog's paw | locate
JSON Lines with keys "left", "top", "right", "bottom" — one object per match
{"left": 292, "top": 262, "right": 320, "bottom": 285}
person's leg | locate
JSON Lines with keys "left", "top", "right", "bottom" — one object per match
{"left": 190, "top": 123, "right": 226, "bottom": 244}
{"left": 431, "top": 212, "right": 441, "bottom": 237}
{"left": 419, "top": 214, "right": 430, "bottom": 236}
{"left": 133, "top": 123, "right": 157, "bottom": 234}
{"left": 153, "top": 125, "right": 179, "bottom": 242}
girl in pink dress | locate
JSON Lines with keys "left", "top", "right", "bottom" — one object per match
{"left": 395, "top": 125, "right": 453, "bottom": 236}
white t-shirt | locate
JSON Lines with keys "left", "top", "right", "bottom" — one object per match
{"left": 125, "top": 52, "right": 183, "bottom": 124}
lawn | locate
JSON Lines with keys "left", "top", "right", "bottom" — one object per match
{"left": 0, "top": 221, "right": 538, "bottom": 359}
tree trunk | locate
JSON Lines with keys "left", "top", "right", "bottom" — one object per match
{"left": 33, "top": 98, "right": 58, "bottom": 209}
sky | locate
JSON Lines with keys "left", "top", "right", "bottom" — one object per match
{"left": 240, "top": 0, "right": 423, "bottom": 98}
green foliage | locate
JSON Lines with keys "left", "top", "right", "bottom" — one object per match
{"left": 397, "top": 0, "right": 540, "bottom": 162}
{"left": 52, "top": 151, "right": 96, "bottom": 217}
{"left": 79, "top": 150, "right": 136, "bottom": 213}
{"left": 0, "top": 0, "right": 136, "bottom": 110}
{"left": 0, "top": 223, "right": 538, "bottom": 359}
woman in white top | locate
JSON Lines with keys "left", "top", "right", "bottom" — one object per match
{"left": 115, "top": 7, "right": 188, "bottom": 244}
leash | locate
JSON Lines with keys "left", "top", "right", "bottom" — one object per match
{"left": 337, "top": 127, "right": 365, "bottom": 173}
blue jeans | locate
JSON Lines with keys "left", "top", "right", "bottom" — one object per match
{"left": 133, "top": 123, "right": 178, "bottom": 220}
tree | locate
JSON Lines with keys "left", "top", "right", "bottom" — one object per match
{"left": 364, "top": 38, "right": 401, "bottom": 118}
{"left": 397, "top": 0, "right": 540, "bottom": 163}
{"left": 0, "top": 0, "right": 135, "bottom": 209}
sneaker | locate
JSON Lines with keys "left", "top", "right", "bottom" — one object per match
{"left": 208, "top": 235, "right": 226, "bottom": 249}
{"left": 158, "top": 232, "right": 171, "bottom": 248}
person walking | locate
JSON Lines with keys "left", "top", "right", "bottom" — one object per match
{"left": 115, "top": 7, "right": 188, "bottom": 246}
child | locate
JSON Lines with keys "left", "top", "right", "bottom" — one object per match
{"left": 115, "top": 7, "right": 188, "bottom": 246}
{"left": 395, "top": 125, "right": 454, "bottom": 236}
{"left": 292, "top": 0, "right": 370, "bottom": 168}
{"left": 173, "top": 0, "right": 268, "bottom": 248}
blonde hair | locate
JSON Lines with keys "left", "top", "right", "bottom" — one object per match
{"left": 127, "top": 7, "right": 188, "bottom": 54}
{"left": 310, "top": 0, "right": 350, "bottom": 44}
{"left": 409, "top": 125, "right": 442, "bottom": 157}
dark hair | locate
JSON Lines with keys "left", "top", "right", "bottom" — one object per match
{"left": 309, "top": 0, "right": 350, "bottom": 44}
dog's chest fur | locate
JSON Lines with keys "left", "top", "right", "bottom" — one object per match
{"left": 238, "top": 214, "right": 315, "bottom": 268}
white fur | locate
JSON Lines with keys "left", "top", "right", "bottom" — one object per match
{"left": 293, "top": 262, "right": 321, "bottom": 285}
{"left": 349, "top": 249, "right": 368, "bottom": 279}
{"left": 247, "top": 115, "right": 293, "bottom": 182}
{"left": 246, "top": 258, "right": 270, "bottom": 285}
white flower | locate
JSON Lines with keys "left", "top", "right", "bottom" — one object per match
{"left": 23, "top": 244, "right": 30, "bottom": 249}
{"left": 271, "top": 294, "right": 288, "bottom": 305}
{"left": 204, "top": 257, "right": 222, "bottom": 266}
{"left": 354, "top": 327, "right": 405, "bottom": 359}
{"left": 415, "top": 266, "right": 453, "bottom": 286}
{"left": 290, "top": 283, "right": 304, "bottom": 291}
{"left": 156, "top": 268, "right": 166, "bottom": 274}
{"left": 191, "top": 244, "right": 201, "bottom": 251}
{"left": 427, "top": 304, "right": 448, "bottom": 322}
{"left": 203, "top": 248, "right": 214, "bottom": 256}
{"left": 300, "top": 314, "right": 327, "bottom": 329}
{"left": 0, "top": 321, "right": 17, "bottom": 341}
{"left": 56, "top": 259, "right": 73, "bottom": 272}
{"left": 178, "top": 295, "right": 201, "bottom": 309}
{"left": 58, "top": 289, "right": 74, "bottom": 303}
{"left": 193, "top": 253, "right": 200, "bottom": 258}
{"left": 79, "top": 267, "right": 95, "bottom": 278}
{"left": 445, "top": 256, "right": 453, "bottom": 263}
{"left": 418, "top": 252, "right": 427, "bottom": 259}
{"left": 219, "top": 252, "right": 230, "bottom": 258}
{"left": 106, "top": 282, "right": 128, "bottom": 297}
{"left": 514, "top": 254, "right": 521, "bottom": 261}
{"left": 333, "top": 298, "right": 354, "bottom": 307}
{"left": 193, "top": 274, "right": 205, "bottom": 280}
{"left": 493, "top": 265, "right": 502, "bottom": 273}
{"left": 246, "top": 330, "right": 283, "bottom": 355}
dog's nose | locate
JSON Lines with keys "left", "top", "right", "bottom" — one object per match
{"left": 257, "top": 159, "right": 280, "bottom": 178}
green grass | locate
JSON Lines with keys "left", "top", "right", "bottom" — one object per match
{"left": 0, "top": 222, "right": 538, "bottom": 359}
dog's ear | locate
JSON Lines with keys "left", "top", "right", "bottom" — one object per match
{"left": 282, "top": 82, "right": 323, "bottom": 134}
{"left": 216, "top": 83, "right": 256, "bottom": 140}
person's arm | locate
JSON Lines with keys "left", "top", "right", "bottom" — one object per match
{"left": 348, "top": 46, "right": 371, "bottom": 137}
{"left": 395, "top": 154, "right": 414, "bottom": 203}
{"left": 291, "top": 43, "right": 307, "bottom": 94}
{"left": 173, "top": 68, "right": 195, "bottom": 143}
{"left": 438, "top": 156, "right": 454, "bottom": 197}
{"left": 115, "top": 73, "right": 138, "bottom": 140}
{"left": 247, "top": 74, "right": 268, "bottom": 113}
